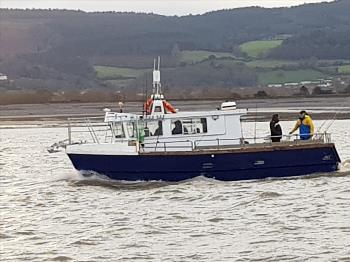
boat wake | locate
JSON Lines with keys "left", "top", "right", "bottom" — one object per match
{"left": 66, "top": 170, "right": 174, "bottom": 190}
{"left": 339, "top": 159, "right": 350, "bottom": 173}
{"left": 63, "top": 170, "right": 225, "bottom": 190}
{"left": 61, "top": 159, "right": 350, "bottom": 191}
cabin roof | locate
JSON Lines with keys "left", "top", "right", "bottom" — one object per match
{"left": 105, "top": 109, "right": 247, "bottom": 123}
{"left": 144, "top": 109, "right": 247, "bottom": 120}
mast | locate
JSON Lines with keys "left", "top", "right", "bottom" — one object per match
{"left": 152, "top": 56, "right": 163, "bottom": 99}
{"left": 145, "top": 56, "right": 176, "bottom": 115}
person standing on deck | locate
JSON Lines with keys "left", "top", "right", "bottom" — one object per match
{"left": 270, "top": 114, "right": 282, "bottom": 142}
{"left": 289, "top": 110, "right": 314, "bottom": 140}
{"left": 154, "top": 121, "right": 163, "bottom": 136}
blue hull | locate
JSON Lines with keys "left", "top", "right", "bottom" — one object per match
{"left": 67, "top": 144, "right": 341, "bottom": 182}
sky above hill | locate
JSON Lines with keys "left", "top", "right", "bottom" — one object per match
{"left": 1, "top": 0, "right": 335, "bottom": 16}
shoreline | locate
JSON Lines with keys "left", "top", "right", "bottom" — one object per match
{"left": 1, "top": 97, "right": 350, "bottom": 127}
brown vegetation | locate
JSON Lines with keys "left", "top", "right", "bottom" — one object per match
{"left": 0, "top": 89, "right": 124, "bottom": 105}
{"left": 0, "top": 87, "right": 296, "bottom": 105}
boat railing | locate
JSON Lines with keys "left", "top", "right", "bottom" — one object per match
{"left": 140, "top": 132, "right": 332, "bottom": 153}
{"left": 48, "top": 117, "right": 111, "bottom": 152}
{"left": 67, "top": 117, "right": 115, "bottom": 145}
{"left": 194, "top": 132, "right": 332, "bottom": 150}
{"left": 63, "top": 116, "right": 332, "bottom": 153}
{"left": 142, "top": 140, "right": 194, "bottom": 152}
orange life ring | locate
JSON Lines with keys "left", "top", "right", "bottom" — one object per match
{"left": 144, "top": 98, "right": 176, "bottom": 114}
{"left": 163, "top": 100, "right": 176, "bottom": 113}
{"left": 144, "top": 98, "right": 153, "bottom": 114}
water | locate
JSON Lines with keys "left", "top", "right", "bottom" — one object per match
{"left": 1, "top": 120, "right": 350, "bottom": 261}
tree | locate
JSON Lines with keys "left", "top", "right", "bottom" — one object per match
{"left": 312, "top": 86, "right": 322, "bottom": 95}
{"left": 342, "top": 84, "right": 350, "bottom": 94}
{"left": 254, "top": 90, "right": 268, "bottom": 98}
{"left": 299, "top": 85, "right": 310, "bottom": 96}
{"left": 171, "top": 43, "right": 181, "bottom": 58}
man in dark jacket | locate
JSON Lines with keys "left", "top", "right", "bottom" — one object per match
{"left": 270, "top": 114, "right": 282, "bottom": 142}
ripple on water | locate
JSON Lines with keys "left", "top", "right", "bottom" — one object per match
{"left": 258, "top": 191, "right": 283, "bottom": 199}
{"left": 1, "top": 122, "right": 350, "bottom": 261}
{"left": 50, "top": 256, "right": 74, "bottom": 261}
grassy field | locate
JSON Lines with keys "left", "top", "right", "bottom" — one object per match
{"left": 180, "top": 50, "right": 236, "bottom": 63}
{"left": 205, "top": 58, "right": 299, "bottom": 69}
{"left": 104, "top": 79, "right": 136, "bottom": 88}
{"left": 318, "top": 59, "right": 350, "bottom": 65}
{"left": 94, "top": 66, "right": 148, "bottom": 79}
{"left": 240, "top": 40, "right": 283, "bottom": 58}
{"left": 258, "top": 69, "right": 326, "bottom": 85}
{"left": 94, "top": 55, "right": 348, "bottom": 88}
{"left": 246, "top": 59, "right": 298, "bottom": 68}
{"left": 338, "top": 65, "right": 350, "bottom": 74}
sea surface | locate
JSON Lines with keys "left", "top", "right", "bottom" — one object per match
{"left": 1, "top": 120, "right": 350, "bottom": 261}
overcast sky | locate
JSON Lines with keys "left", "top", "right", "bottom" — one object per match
{"left": 0, "top": 0, "right": 334, "bottom": 16}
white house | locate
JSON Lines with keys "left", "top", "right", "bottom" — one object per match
{"left": 0, "top": 73, "right": 8, "bottom": 81}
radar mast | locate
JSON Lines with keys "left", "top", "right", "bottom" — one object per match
{"left": 145, "top": 56, "right": 176, "bottom": 115}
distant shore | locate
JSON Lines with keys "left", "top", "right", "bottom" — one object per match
{"left": 1, "top": 96, "right": 350, "bottom": 127}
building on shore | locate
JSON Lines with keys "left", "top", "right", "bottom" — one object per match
{"left": 0, "top": 73, "right": 8, "bottom": 81}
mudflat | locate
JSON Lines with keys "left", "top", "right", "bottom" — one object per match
{"left": 1, "top": 96, "right": 349, "bottom": 126}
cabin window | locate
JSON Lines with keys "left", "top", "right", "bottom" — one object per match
{"left": 125, "top": 122, "right": 135, "bottom": 138}
{"left": 171, "top": 118, "right": 207, "bottom": 135}
{"left": 154, "top": 106, "right": 162, "bottom": 113}
{"left": 112, "top": 123, "right": 125, "bottom": 138}
{"left": 144, "top": 120, "right": 163, "bottom": 137}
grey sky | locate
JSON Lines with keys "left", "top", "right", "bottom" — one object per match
{"left": 0, "top": 0, "right": 334, "bottom": 16}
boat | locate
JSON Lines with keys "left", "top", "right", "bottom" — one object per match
{"left": 55, "top": 57, "right": 341, "bottom": 182}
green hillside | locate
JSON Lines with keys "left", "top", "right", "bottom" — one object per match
{"left": 258, "top": 69, "right": 326, "bottom": 85}
{"left": 94, "top": 66, "right": 148, "bottom": 79}
{"left": 240, "top": 40, "right": 283, "bottom": 58}
{"left": 246, "top": 59, "right": 299, "bottom": 68}
{"left": 180, "top": 50, "right": 236, "bottom": 64}
{"left": 338, "top": 65, "right": 350, "bottom": 74}
{"left": 1, "top": 1, "right": 350, "bottom": 93}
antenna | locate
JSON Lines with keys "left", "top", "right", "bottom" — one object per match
{"left": 254, "top": 103, "right": 257, "bottom": 143}
{"left": 152, "top": 56, "right": 161, "bottom": 97}
{"left": 152, "top": 59, "right": 156, "bottom": 95}
{"left": 142, "top": 73, "right": 147, "bottom": 116}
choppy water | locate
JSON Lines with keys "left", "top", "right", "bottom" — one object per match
{"left": 1, "top": 120, "right": 350, "bottom": 261}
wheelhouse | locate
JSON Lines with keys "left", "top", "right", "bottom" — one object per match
{"left": 143, "top": 110, "right": 247, "bottom": 151}
{"left": 101, "top": 108, "right": 247, "bottom": 152}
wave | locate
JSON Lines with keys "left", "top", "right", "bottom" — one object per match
{"left": 63, "top": 170, "right": 226, "bottom": 190}
{"left": 65, "top": 170, "right": 175, "bottom": 190}
{"left": 60, "top": 163, "right": 350, "bottom": 191}
{"left": 339, "top": 159, "right": 350, "bottom": 173}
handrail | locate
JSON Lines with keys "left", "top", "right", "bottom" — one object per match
{"left": 140, "top": 132, "right": 331, "bottom": 153}
{"left": 142, "top": 140, "right": 194, "bottom": 152}
{"left": 67, "top": 119, "right": 114, "bottom": 146}
{"left": 65, "top": 117, "right": 332, "bottom": 153}
{"left": 68, "top": 116, "right": 105, "bottom": 122}
{"left": 85, "top": 118, "right": 97, "bottom": 144}
{"left": 193, "top": 133, "right": 331, "bottom": 149}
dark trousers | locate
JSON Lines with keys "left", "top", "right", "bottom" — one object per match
{"left": 271, "top": 137, "right": 281, "bottom": 142}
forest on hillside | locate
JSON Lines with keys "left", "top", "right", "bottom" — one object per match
{"left": 1, "top": 0, "right": 350, "bottom": 100}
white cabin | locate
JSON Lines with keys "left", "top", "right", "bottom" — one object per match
{"left": 102, "top": 107, "right": 247, "bottom": 152}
